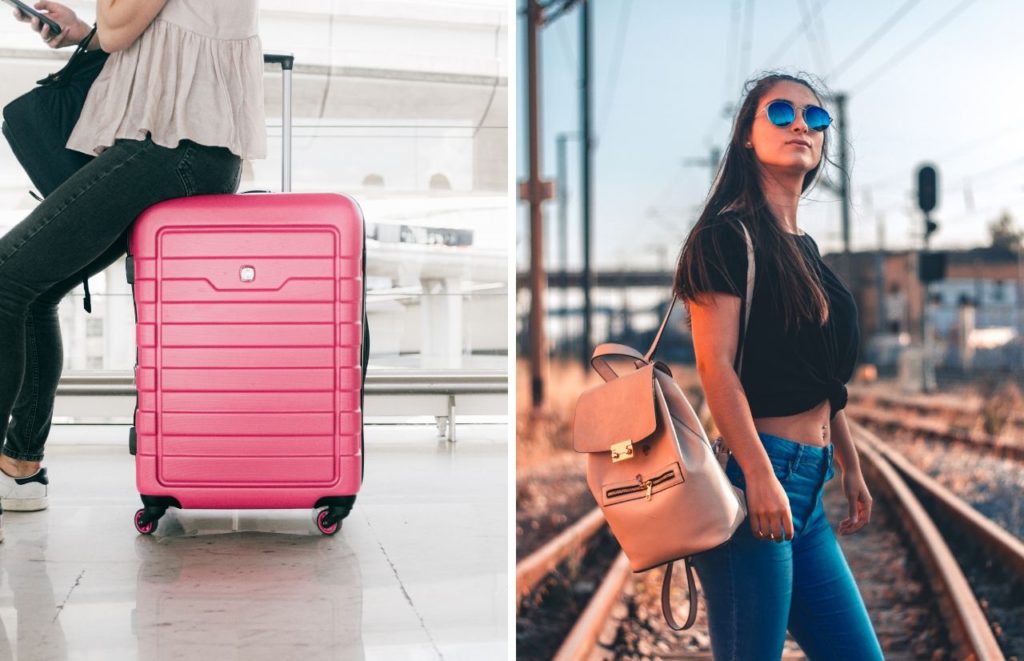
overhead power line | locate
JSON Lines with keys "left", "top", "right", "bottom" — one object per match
{"left": 796, "top": 0, "right": 826, "bottom": 73}
{"left": 812, "top": 0, "right": 833, "bottom": 72}
{"left": 858, "top": 122, "right": 1024, "bottom": 191}
{"left": 863, "top": 156, "right": 1024, "bottom": 219}
{"left": 848, "top": 0, "right": 979, "bottom": 93}
{"left": 723, "top": 0, "right": 742, "bottom": 102}
{"left": 552, "top": 15, "right": 576, "bottom": 71}
{"left": 736, "top": 0, "right": 756, "bottom": 88}
{"left": 826, "top": 0, "right": 921, "bottom": 82}
{"left": 597, "top": 0, "right": 633, "bottom": 137}
{"left": 543, "top": 0, "right": 583, "bottom": 25}
{"left": 759, "top": 0, "right": 831, "bottom": 69}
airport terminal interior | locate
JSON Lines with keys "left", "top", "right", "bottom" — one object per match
{"left": 0, "top": 1, "right": 509, "bottom": 659}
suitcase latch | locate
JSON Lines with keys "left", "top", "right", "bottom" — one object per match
{"left": 239, "top": 265, "right": 256, "bottom": 282}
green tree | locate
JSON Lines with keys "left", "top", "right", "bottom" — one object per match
{"left": 988, "top": 211, "right": 1022, "bottom": 252}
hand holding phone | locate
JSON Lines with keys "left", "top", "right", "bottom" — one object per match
{"left": 5, "top": 0, "right": 89, "bottom": 49}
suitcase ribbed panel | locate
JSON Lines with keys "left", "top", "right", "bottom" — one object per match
{"left": 130, "top": 193, "right": 363, "bottom": 504}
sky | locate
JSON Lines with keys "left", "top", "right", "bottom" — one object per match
{"left": 516, "top": 0, "right": 1024, "bottom": 271}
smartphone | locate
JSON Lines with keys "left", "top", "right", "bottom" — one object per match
{"left": 2, "top": 0, "right": 62, "bottom": 37}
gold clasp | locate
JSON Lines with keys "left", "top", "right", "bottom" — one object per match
{"left": 610, "top": 439, "right": 634, "bottom": 462}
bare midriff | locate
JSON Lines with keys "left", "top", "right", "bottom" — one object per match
{"left": 752, "top": 398, "right": 832, "bottom": 448}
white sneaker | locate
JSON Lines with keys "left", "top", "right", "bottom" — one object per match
{"left": 0, "top": 467, "right": 49, "bottom": 512}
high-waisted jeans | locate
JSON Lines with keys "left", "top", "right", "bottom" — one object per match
{"left": 0, "top": 134, "right": 241, "bottom": 462}
{"left": 691, "top": 432, "right": 885, "bottom": 660}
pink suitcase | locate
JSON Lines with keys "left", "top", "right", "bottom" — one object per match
{"left": 126, "top": 54, "right": 366, "bottom": 536}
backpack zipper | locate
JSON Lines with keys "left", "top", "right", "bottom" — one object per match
{"left": 606, "top": 468, "right": 676, "bottom": 501}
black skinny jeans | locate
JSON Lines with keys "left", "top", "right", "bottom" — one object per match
{"left": 0, "top": 134, "right": 241, "bottom": 461}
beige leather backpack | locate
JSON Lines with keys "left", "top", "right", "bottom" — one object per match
{"left": 572, "top": 218, "right": 755, "bottom": 630}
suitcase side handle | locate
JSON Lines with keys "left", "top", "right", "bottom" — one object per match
{"left": 263, "top": 52, "right": 294, "bottom": 192}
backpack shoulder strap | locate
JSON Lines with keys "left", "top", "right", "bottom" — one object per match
{"left": 645, "top": 217, "right": 756, "bottom": 369}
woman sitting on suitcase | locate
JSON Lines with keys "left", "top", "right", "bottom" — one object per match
{"left": 0, "top": 0, "right": 265, "bottom": 540}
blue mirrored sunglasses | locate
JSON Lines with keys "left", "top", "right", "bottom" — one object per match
{"left": 758, "top": 100, "right": 832, "bottom": 132}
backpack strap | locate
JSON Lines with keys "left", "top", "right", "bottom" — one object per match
{"left": 644, "top": 218, "right": 756, "bottom": 375}
{"left": 734, "top": 219, "right": 755, "bottom": 378}
{"left": 590, "top": 343, "right": 646, "bottom": 382}
{"left": 652, "top": 219, "right": 756, "bottom": 631}
{"left": 661, "top": 558, "right": 699, "bottom": 631}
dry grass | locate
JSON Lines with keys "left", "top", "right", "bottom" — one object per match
{"left": 977, "top": 377, "right": 1024, "bottom": 437}
{"left": 516, "top": 359, "right": 597, "bottom": 473}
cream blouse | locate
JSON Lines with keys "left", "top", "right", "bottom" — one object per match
{"left": 66, "top": 0, "right": 266, "bottom": 160}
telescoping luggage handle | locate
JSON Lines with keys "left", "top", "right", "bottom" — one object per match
{"left": 263, "top": 52, "right": 293, "bottom": 192}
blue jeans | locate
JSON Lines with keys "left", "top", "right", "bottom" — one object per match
{"left": 0, "top": 134, "right": 241, "bottom": 462}
{"left": 691, "top": 432, "right": 885, "bottom": 660}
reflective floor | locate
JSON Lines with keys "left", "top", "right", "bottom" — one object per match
{"left": 0, "top": 424, "right": 507, "bottom": 660}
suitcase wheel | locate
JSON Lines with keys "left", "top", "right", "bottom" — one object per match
{"left": 134, "top": 507, "right": 163, "bottom": 535}
{"left": 315, "top": 507, "right": 347, "bottom": 536}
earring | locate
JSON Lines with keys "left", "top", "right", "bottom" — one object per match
{"left": 745, "top": 142, "right": 752, "bottom": 148}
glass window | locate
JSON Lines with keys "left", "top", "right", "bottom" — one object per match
{"left": 0, "top": 4, "right": 508, "bottom": 382}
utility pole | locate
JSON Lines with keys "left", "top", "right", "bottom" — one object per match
{"left": 834, "top": 93, "right": 851, "bottom": 285}
{"left": 875, "top": 210, "right": 887, "bottom": 336}
{"left": 555, "top": 132, "right": 574, "bottom": 358}
{"left": 579, "top": 0, "right": 593, "bottom": 371}
{"left": 683, "top": 146, "right": 723, "bottom": 187}
{"left": 864, "top": 188, "right": 887, "bottom": 339}
{"left": 1017, "top": 240, "right": 1023, "bottom": 371}
{"left": 817, "top": 93, "right": 851, "bottom": 284}
{"left": 520, "top": 0, "right": 554, "bottom": 407}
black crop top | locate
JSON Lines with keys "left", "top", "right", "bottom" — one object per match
{"left": 688, "top": 216, "right": 860, "bottom": 420}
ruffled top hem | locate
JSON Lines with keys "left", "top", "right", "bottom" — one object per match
{"left": 66, "top": 17, "right": 266, "bottom": 161}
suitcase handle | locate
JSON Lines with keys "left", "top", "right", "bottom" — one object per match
{"left": 263, "top": 53, "right": 294, "bottom": 70}
{"left": 263, "top": 52, "right": 294, "bottom": 192}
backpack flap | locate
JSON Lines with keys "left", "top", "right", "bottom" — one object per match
{"left": 572, "top": 363, "right": 659, "bottom": 456}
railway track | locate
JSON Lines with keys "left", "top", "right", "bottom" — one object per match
{"left": 846, "top": 385, "right": 1024, "bottom": 431}
{"left": 847, "top": 387, "right": 1024, "bottom": 462}
{"left": 516, "top": 421, "right": 1023, "bottom": 660}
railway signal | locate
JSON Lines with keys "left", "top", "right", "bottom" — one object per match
{"left": 917, "top": 164, "right": 939, "bottom": 244}
{"left": 915, "top": 163, "right": 941, "bottom": 392}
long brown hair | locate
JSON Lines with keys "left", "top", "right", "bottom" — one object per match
{"left": 674, "top": 72, "right": 847, "bottom": 335}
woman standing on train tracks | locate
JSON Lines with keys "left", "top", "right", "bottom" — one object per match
{"left": 673, "top": 72, "right": 885, "bottom": 659}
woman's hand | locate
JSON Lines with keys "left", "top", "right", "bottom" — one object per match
{"left": 838, "top": 468, "right": 872, "bottom": 536}
{"left": 744, "top": 467, "right": 794, "bottom": 542}
{"left": 12, "top": 1, "right": 90, "bottom": 49}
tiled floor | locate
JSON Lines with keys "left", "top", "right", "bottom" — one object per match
{"left": 0, "top": 424, "right": 508, "bottom": 660}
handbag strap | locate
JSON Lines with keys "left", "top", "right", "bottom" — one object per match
{"left": 67, "top": 23, "right": 98, "bottom": 63}
{"left": 661, "top": 558, "right": 699, "bottom": 631}
{"left": 40, "top": 23, "right": 99, "bottom": 86}
{"left": 75, "top": 23, "right": 98, "bottom": 55}
{"left": 645, "top": 217, "right": 756, "bottom": 376}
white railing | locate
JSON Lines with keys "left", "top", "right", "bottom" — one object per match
{"left": 52, "top": 370, "right": 507, "bottom": 442}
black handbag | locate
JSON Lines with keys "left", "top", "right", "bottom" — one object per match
{"left": 1, "top": 24, "right": 109, "bottom": 313}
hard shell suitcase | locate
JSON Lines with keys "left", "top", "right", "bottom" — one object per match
{"left": 126, "top": 53, "right": 367, "bottom": 535}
